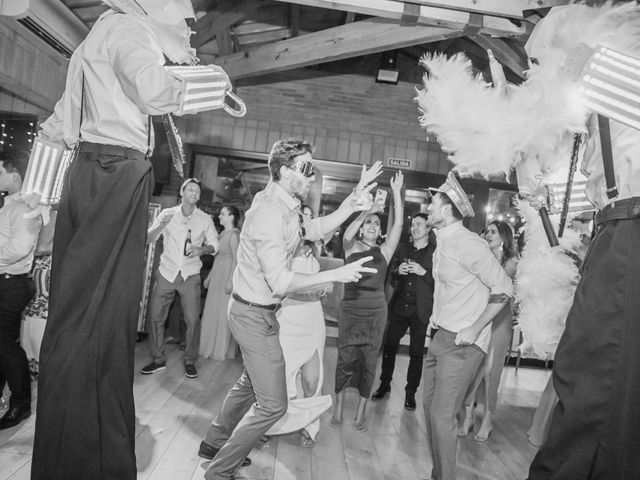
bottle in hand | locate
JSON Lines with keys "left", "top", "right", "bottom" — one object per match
{"left": 184, "top": 229, "right": 192, "bottom": 256}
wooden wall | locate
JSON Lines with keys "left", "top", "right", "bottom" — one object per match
{"left": 176, "top": 68, "right": 451, "bottom": 174}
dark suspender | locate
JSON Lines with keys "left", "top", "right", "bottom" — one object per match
{"left": 597, "top": 114, "right": 618, "bottom": 201}
{"left": 146, "top": 115, "right": 151, "bottom": 158}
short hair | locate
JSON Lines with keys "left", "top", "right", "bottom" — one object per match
{"left": 412, "top": 212, "right": 429, "bottom": 224}
{"left": 0, "top": 152, "right": 28, "bottom": 180}
{"left": 222, "top": 205, "right": 241, "bottom": 228}
{"left": 438, "top": 192, "right": 463, "bottom": 220}
{"left": 268, "top": 139, "right": 314, "bottom": 181}
{"left": 180, "top": 178, "right": 201, "bottom": 196}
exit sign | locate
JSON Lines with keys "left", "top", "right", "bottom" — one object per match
{"left": 386, "top": 158, "right": 413, "bottom": 170}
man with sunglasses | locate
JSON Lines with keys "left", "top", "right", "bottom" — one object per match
{"left": 200, "top": 139, "right": 381, "bottom": 480}
{"left": 141, "top": 178, "right": 218, "bottom": 379}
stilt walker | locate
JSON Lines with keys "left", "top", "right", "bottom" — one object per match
{"left": 31, "top": 2, "right": 244, "bottom": 479}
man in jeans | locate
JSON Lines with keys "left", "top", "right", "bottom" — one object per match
{"left": 141, "top": 178, "right": 218, "bottom": 378}
{"left": 371, "top": 212, "right": 436, "bottom": 410}
{"left": 0, "top": 155, "right": 42, "bottom": 430}
{"left": 199, "top": 139, "right": 381, "bottom": 480}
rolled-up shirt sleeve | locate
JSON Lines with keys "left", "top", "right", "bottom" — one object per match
{"left": 461, "top": 237, "right": 514, "bottom": 298}
{"left": 303, "top": 216, "right": 324, "bottom": 242}
{"left": 0, "top": 209, "right": 42, "bottom": 268}
{"left": 251, "top": 210, "right": 295, "bottom": 297}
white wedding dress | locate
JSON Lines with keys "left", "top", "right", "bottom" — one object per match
{"left": 267, "top": 253, "right": 332, "bottom": 440}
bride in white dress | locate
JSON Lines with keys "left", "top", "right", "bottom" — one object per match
{"left": 267, "top": 214, "right": 332, "bottom": 446}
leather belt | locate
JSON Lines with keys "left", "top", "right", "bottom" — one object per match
{"left": 232, "top": 292, "right": 281, "bottom": 312}
{"left": 78, "top": 142, "right": 147, "bottom": 161}
{"left": 595, "top": 197, "right": 640, "bottom": 227}
{"left": 0, "top": 273, "right": 28, "bottom": 280}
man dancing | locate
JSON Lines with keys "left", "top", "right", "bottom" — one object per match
{"left": 199, "top": 139, "right": 381, "bottom": 480}
{"left": 142, "top": 178, "right": 218, "bottom": 379}
{"left": 423, "top": 172, "right": 512, "bottom": 480}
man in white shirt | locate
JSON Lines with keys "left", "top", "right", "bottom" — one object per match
{"left": 0, "top": 155, "right": 42, "bottom": 431}
{"left": 424, "top": 172, "right": 513, "bottom": 480}
{"left": 32, "top": 2, "right": 232, "bottom": 479}
{"left": 142, "top": 178, "right": 218, "bottom": 379}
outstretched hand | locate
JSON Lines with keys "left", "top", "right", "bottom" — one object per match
{"left": 390, "top": 170, "right": 404, "bottom": 192}
{"left": 349, "top": 182, "right": 376, "bottom": 211}
{"left": 357, "top": 161, "right": 383, "bottom": 190}
{"left": 334, "top": 256, "right": 377, "bottom": 283}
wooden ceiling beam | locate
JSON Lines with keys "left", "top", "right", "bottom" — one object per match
{"left": 276, "top": 0, "right": 527, "bottom": 37}
{"left": 202, "top": 17, "right": 464, "bottom": 79}
{"left": 467, "top": 33, "right": 528, "bottom": 79}
{"left": 384, "top": 0, "right": 570, "bottom": 19}
{"left": 290, "top": 4, "right": 300, "bottom": 36}
{"left": 193, "top": 0, "right": 268, "bottom": 49}
{"left": 216, "top": 27, "right": 234, "bottom": 55}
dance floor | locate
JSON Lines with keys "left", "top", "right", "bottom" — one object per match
{"left": 0, "top": 341, "right": 549, "bottom": 480}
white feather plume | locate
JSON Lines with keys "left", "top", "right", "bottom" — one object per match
{"left": 515, "top": 201, "right": 581, "bottom": 359}
{"left": 415, "top": 2, "right": 640, "bottom": 178}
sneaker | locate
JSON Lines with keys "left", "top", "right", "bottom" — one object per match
{"left": 141, "top": 361, "right": 166, "bottom": 375}
{"left": 184, "top": 364, "right": 198, "bottom": 378}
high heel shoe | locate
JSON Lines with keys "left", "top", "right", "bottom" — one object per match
{"left": 474, "top": 414, "right": 493, "bottom": 442}
{"left": 457, "top": 405, "right": 474, "bottom": 437}
{"left": 298, "top": 429, "right": 315, "bottom": 448}
{"left": 353, "top": 418, "right": 368, "bottom": 432}
{"left": 330, "top": 416, "right": 343, "bottom": 429}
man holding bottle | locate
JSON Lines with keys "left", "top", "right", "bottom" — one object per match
{"left": 141, "top": 178, "right": 219, "bottom": 378}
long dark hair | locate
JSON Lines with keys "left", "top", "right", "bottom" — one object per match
{"left": 223, "top": 205, "right": 240, "bottom": 228}
{"left": 488, "top": 220, "right": 518, "bottom": 266}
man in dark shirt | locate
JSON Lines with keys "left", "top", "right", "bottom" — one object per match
{"left": 371, "top": 213, "right": 436, "bottom": 410}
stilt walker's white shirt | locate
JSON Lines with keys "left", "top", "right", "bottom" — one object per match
{"left": 40, "top": 10, "right": 183, "bottom": 154}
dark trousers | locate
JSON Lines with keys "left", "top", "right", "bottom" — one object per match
{"left": 32, "top": 143, "right": 152, "bottom": 480}
{"left": 379, "top": 304, "right": 428, "bottom": 394}
{"left": 529, "top": 214, "right": 640, "bottom": 480}
{"left": 0, "top": 275, "right": 33, "bottom": 407}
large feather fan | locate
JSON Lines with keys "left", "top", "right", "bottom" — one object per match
{"left": 415, "top": 1, "right": 640, "bottom": 178}
{"left": 515, "top": 202, "right": 581, "bottom": 359}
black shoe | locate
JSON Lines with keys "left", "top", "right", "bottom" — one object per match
{"left": 0, "top": 404, "right": 31, "bottom": 430}
{"left": 198, "top": 441, "right": 251, "bottom": 467}
{"left": 141, "top": 361, "right": 166, "bottom": 374}
{"left": 184, "top": 364, "right": 198, "bottom": 378}
{"left": 371, "top": 385, "right": 391, "bottom": 401}
{"left": 404, "top": 392, "right": 416, "bottom": 411}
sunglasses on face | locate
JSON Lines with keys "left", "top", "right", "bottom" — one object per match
{"left": 289, "top": 159, "right": 315, "bottom": 178}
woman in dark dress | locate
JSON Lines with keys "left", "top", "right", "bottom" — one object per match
{"left": 331, "top": 171, "right": 404, "bottom": 430}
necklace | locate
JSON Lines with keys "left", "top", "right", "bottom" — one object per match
{"left": 360, "top": 239, "right": 377, "bottom": 250}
